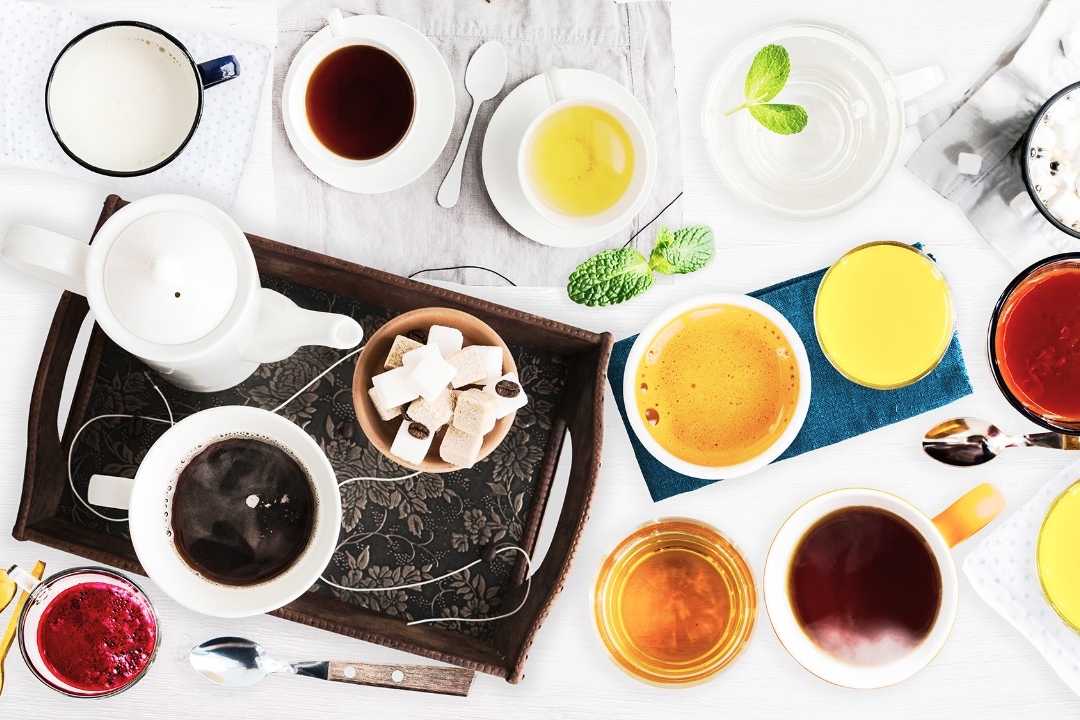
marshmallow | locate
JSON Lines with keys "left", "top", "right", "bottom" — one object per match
{"left": 427, "top": 325, "right": 464, "bottom": 356}
{"left": 368, "top": 387, "right": 403, "bottom": 421}
{"left": 372, "top": 366, "right": 420, "bottom": 408}
{"left": 402, "top": 344, "right": 440, "bottom": 369}
{"left": 957, "top": 152, "right": 982, "bottom": 176}
{"left": 439, "top": 426, "right": 484, "bottom": 468}
{"left": 384, "top": 336, "right": 423, "bottom": 370}
{"left": 407, "top": 353, "right": 456, "bottom": 401}
{"left": 452, "top": 388, "right": 498, "bottom": 435}
{"left": 390, "top": 420, "right": 434, "bottom": 465}
{"left": 407, "top": 387, "right": 456, "bottom": 429}
{"left": 1049, "top": 190, "right": 1080, "bottom": 226}
{"left": 484, "top": 373, "right": 528, "bottom": 419}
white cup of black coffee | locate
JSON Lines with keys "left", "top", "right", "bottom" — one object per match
{"left": 287, "top": 9, "right": 416, "bottom": 165}
{"left": 88, "top": 405, "right": 341, "bottom": 618}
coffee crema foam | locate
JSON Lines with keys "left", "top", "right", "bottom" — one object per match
{"left": 164, "top": 432, "right": 320, "bottom": 588}
{"left": 634, "top": 305, "right": 800, "bottom": 467}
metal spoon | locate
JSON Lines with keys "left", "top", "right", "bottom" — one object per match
{"left": 189, "top": 637, "right": 473, "bottom": 696}
{"left": 923, "top": 417, "right": 1080, "bottom": 466}
{"left": 437, "top": 40, "right": 508, "bottom": 208}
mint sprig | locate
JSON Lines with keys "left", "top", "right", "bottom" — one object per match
{"left": 567, "top": 225, "right": 715, "bottom": 307}
{"left": 724, "top": 44, "right": 808, "bottom": 136}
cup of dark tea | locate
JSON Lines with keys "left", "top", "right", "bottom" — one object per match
{"left": 11, "top": 565, "right": 158, "bottom": 698}
{"left": 87, "top": 405, "right": 341, "bottom": 617}
{"left": 763, "top": 484, "right": 1004, "bottom": 688}
{"left": 988, "top": 253, "right": 1080, "bottom": 434}
{"left": 285, "top": 8, "right": 416, "bottom": 167}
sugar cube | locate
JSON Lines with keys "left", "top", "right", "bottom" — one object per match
{"left": 407, "top": 353, "right": 456, "bottom": 401}
{"left": 446, "top": 346, "right": 488, "bottom": 388}
{"left": 384, "top": 336, "right": 423, "bottom": 369}
{"left": 427, "top": 325, "right": 464, "bottom": 356}
{"left": 957, "top": 152, "right": 982, "bottom": 176}
{"left": 368, "top": 387, "right": 402, "bottom": 421}
{"left": 476, "top": 346, "right": 504, "bottom": 383}
{"left": 484, "top": 373, "right": 528, "bottom": 419}
{"left": 406, "top": 387, "right": 456, "bottom": 429}
{"left": 372, "top": 366, "right": 420, "bottom": 408}
{"left": 390, "top": 420, "right": 433, "bottom": 465}
{"left": 402, "top": 344, "right": 439, "bottom": 369}
{"left": 452, "top": 388, "right": 498, "bottom": 435}
{"left": 1049, "top": 190, "right": 1080, "bottom": 225}
{"left": 439, "top": 426, "right": 484, "bottom": 468}
{"left": 1009, "top": 191, "right": 1037, "bottom": 218}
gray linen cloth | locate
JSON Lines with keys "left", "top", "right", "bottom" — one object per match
{"left": 273, "top": 0, "right": 681, "bottom": 286}
{"left": 906, "top": 0, "right": 1080, "bottom": 270}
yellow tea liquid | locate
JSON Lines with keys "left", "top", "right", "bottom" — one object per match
{"left": 1038, "top": 480, "right": 1080, "bottom": 631}
{"left": 815, "top": 242, "right": 953, "bottom": 389}
{"left": 594, "top": 520, "right": 756, "bottom": 685}
{"left": 527, "top": 104, "right": 634, "bottom": 217}
{"left": 634, "top": 305, "right": 800, "bottom": 467}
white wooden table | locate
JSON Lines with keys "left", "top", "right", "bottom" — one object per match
{"left": 1, "top": 0, "right": 1076, "bottom": 716}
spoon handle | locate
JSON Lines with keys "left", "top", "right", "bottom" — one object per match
{"left": 437, "top": 101, "right": 480, "bottom": 209}
{"left": 1026, "top": 432, "right": 1080, "bottom": 451}
{"left": 327, "top": 660, "right": 474, "bottom": 696}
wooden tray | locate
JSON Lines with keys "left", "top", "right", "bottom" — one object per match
{"left": 13, "top": 194, "right": 611, "bottom": 683}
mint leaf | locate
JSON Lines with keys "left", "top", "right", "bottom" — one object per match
{"left": 567, "top": 248, "right": 654, "bottom": 307}
{"left": 744, "top": 44, "right": 790, "bottom": 105}
{"left": 747, "top": 103, "right": 808, "bottom": 135}
{"left": 647, "top": 226, "right": 676, "bottom": 274}
{"left": 650, "top": 225, "right": 714, "bottom": 275}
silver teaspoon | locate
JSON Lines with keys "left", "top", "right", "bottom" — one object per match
{"left": 437, "top": 40, "right": 508, "bottom": 208}
{"left": 189, "top": 636, "right": 473, "bottom": 696}
{"left": 922, "top": 416, "right": 1080, "bottom": 467}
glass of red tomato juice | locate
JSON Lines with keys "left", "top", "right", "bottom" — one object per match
{"left": 10, "top": 565, "right": 159, "bottom": 698}
{"left": 989, "top": 253, "right": 1080, "bottom": 433}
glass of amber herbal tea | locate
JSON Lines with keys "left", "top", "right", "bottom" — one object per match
{"left": 593, "top": 518, "right": 756, "bottom": 686}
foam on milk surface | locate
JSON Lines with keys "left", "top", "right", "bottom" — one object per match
{"left": 49, "top": 26, "right": 199, "bottom": 172}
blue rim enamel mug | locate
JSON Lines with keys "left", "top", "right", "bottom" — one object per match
{"left": 46, "top": 21, "right": 240, "bottom": 177}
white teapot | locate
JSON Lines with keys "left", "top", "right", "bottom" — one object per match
{"left": 2, "top": 195, "right": 363, "bottom": 392}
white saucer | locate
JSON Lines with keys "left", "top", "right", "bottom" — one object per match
{"left": 482, "top": 70, "right": 657, "bottom": 248}
{"left": 281, "top": 15, "right": 454, "bottom": 194}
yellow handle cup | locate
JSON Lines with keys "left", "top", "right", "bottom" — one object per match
{"left": 932, "top": 483, "right": 1005, "bottom": 549}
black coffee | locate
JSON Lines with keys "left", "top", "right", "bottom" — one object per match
{"left": 305, "top": 44, "right": 414, "bottom": 160}
{"left": 171, "top": 437, "right": 316, "bottom": 586}
{"left": 788, "top": 507, "right": 941, "bottom": 664}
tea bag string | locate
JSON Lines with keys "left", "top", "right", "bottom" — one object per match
{"left": 320, "top": 544, "right": 533, "bottom": 626}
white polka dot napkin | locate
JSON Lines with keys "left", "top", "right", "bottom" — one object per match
{"left": 0, "top": 0, "right": 270, "bottom": 208}
{"left": 964, "top": 457, "right": 1080, "bottom": 696}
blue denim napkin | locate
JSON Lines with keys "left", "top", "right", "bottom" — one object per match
{"left": 608, "top": 265, "right": 974, "bottom": 502}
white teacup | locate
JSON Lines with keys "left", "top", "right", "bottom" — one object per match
{"left": 88, "top": 406, "right": 341, "bottom": 618}
{"left": 517, "top": 68, "right": 652, "bottom": 231}
{"left": 285, "top": 8, "right": 417, "bottom": 168}
{"left": 764, "top": 485, "right": 1004, "bottom": 688}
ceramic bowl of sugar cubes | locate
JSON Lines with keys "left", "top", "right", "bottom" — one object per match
{"left": 352, "top": 307, "right": 528, "bottom": 472}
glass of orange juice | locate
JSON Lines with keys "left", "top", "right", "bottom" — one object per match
{"left": 814, "top": 241, "right": 954, "bottom": 389}
{"left": 593, "top": 518, "right": 756, "bottom": 686}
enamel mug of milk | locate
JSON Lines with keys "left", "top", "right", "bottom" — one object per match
{"left": 46, "top": 21, "right": 240, "bottom": 177}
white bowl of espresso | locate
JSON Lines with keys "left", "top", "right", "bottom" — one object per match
{"left": 89, "top": 405, "right": 341, "bottom": 617}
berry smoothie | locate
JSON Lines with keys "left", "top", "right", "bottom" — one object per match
{"left": 36, "top": 580, "right": 157, "bottom": 693}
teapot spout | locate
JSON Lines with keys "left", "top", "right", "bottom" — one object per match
{"left": 242, "top": 289, "right": 363, "bottom": 364}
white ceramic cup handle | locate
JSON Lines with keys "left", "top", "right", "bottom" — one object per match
{"left": 1, "top": 225, "right": 89, "bottom": 296}
{"left": 896, "top": 65, "right": 946, "bottom": 126}
{"left": 328, "top": 8, "right": 347, "bottom": 38}
{"left": 543, "top": 67, "right": 567, "bottom": 105}
{"left": 88, "top": 474, "right": 134, "bottom": 510}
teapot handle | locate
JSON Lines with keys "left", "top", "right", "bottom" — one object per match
{"left": 1, "top": 225, "right": 89, "bottom": 296}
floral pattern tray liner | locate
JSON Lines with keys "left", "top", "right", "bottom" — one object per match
{"left": 14, "top": 195, "right": 611, "bottom": 683}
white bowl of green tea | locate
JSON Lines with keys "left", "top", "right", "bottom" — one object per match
{"left": 622, "top": 293, "right": 811, "bottom": 479}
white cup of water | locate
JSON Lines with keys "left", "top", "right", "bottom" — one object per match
{"left": 702, "top": 21, "right": 943, "bottom": 220}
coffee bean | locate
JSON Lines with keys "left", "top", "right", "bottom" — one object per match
{"left": 480, "top": 544, "right": 497, "bottom": 564}
{"left": 337, "top": 420, "right": 355, "bottom": 439}
{"left": 407, "top": 422, "right": 430, "bottom": 440}
{"left": 495, "top": 380, "right": 520, "bottom": 398}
